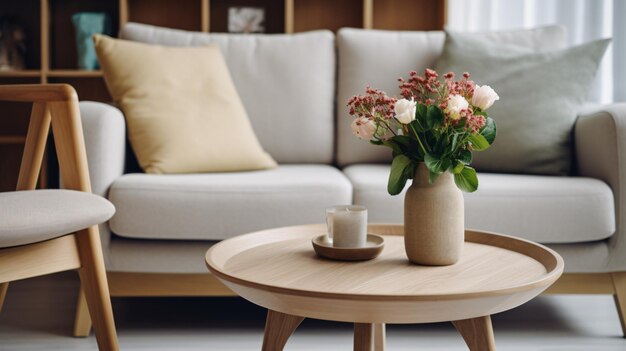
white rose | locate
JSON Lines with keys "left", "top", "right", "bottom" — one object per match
{"left": 351, "top": 117, "right": 377, "bottom": 140}
{"left": 471, "top": 85, "right": 499, "bottom": 111}
{"left": 445, "top": 94, "right": 469, "bottom": 120}
{"left": 394, "top": 98, "right": 417, "bottom": 124}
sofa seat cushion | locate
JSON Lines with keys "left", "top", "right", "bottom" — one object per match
{"left": 343, "top": 165, "right": 615, "bottom": 244}
{"left": 108, "top": 165, "right": 352, "bottom": 240}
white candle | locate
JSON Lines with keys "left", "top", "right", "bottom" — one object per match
{"left": 326, "top": 205, "right": 367, "bottom": 248}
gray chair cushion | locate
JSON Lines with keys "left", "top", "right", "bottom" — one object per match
{"left": 343, "top": 165, "right": 615, "bottom": 244}
{"left": 0, "top": 190, "right": 115, "bottom": 248}
{"left": 108, "top": 165, "right": 352, "bottom": 241}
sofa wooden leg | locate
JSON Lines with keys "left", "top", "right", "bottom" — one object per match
{"left": 0, "top": 282, "right": 8, "bottom": 313}
{"left": 73, "top": 285, "right": 93, "bottom": 337}
{"left": 613, "top": 272, "right": 626, "bottom": 337}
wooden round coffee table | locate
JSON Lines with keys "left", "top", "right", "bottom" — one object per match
{"left": 205, "top": 224, "right": 563, "bottom": 351}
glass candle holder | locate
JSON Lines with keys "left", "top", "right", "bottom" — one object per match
{"left": 326, "top": 205, "right": 367, "bottom": 248}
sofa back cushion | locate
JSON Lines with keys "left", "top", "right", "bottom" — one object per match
{"left": 94, "top": 35, "right": 277, "bottom": 174}
{"left": 336, "top": 26, "right": 566, "bottom": 166}
{"left": 121, "top": 22, "right": 336, "bottom": 164}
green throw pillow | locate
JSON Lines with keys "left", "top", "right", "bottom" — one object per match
{"left": 435, "top": 30, "right": 610, "bottom": 175}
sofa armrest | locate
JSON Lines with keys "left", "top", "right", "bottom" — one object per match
{"left": 79, "top": 101, "right": 126, "bottom": 197}
{"left": 79, "top": 101, "right": 126, "bottom": 265}
{"left": 575, "top": 103, "right": 626, "bottom": 271}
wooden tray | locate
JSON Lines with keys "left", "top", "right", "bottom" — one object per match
{"left": 206, "top": 224, "right": 563, "bottom": 324}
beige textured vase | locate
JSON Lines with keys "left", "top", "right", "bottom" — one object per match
{"left": 404, "top": 163, "right": 464, "bottom": 265}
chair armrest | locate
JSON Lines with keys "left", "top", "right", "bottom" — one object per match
{"left": 575, "top": 103, "right": 626, "bottom": 270}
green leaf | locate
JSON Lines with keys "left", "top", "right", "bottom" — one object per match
{"left": 410, "top": 116, "right": 428, "bottom": 133}
{"left": 382, "top": 140, "right": 403, "bottom": 155}
{"left": 370, "top": 139, "right": 384, "bottom": 146}
{"left": 454, "top": 166, "right": 479, "bottom": 192}
{"left": 473, "top": 109, "right": 487, "bottom": 117}
{"left": 388, "top": 155, "right": 412, "bottom": 195}
{"left": 468, "top": 134, "right": 490, "bottom": 151}
{"left": 416, "top": 104, "right": 427, "bottom": 120}
{"left": 426, "top": 105, "right": 444, "bottom": 129}
{"left": 480, "top": 116, "right": 496, "bottom": 144}
{"left": 453, "top": 161, "right": 465, "bottom": 174}
{"left": 424, "top": 153, "right": 451, "bottom": 174}
{"left": 450, "top": 133, "right": 459, "bottom": 151}
{"left": 457, "top": 149, "right": 472, "bottom": 165}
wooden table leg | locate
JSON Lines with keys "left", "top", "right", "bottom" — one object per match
{"left": 262, "top": 310, "right": 304, "bottom": 351}
{"left": 354, "top": 323, "right": 385, "bottom": 351}
{"left": 452, "top": 316, "right": 496, "bottom": 351}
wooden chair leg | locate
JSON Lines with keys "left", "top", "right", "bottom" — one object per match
{"left": 0, "top": 282, "right": 8, "bottom": 313}
{"left": 262, "top": 310, "right": 304, "bottom": 351}
{"left": 73, "top": 285, "right": 93, "bottom": 337}
{"left": 613, "top": 272, "right": 626, "bottom": 337}
{"left": 76, "top": 227, "right": 118, "bottom": 351}
{"left": 452, "top": 315, "right": 496, "bottom": 351}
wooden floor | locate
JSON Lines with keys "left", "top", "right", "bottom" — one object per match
{"left": 1, "top": 272, "right": 626, "bottom": 350}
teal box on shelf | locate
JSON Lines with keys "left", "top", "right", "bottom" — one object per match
{"left": 72, "top": 12, "right": 111, "bottom": 70}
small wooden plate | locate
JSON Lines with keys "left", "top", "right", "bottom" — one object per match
{"left": 312, "top": 234, "right": 385, "bottom": 261}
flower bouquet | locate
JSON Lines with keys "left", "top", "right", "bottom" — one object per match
{"left": 347, "top": 69, "right": 498, "bottom": 195}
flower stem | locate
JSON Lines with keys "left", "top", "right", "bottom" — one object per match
{"left": 409, "top": 123, "right": 430, "bottom": 155}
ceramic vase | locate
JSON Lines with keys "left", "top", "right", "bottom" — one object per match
{"left": 404, "top": 163, "right": 464, "bottom": 265}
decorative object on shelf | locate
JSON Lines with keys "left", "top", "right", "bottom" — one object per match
{"left": 0, "top": 16, "right": 27, "bottom": 71}
{"left": 72, "top": 12, "right": 111, "bottom": 70}
{"left": 228, "top": 7, "right": 265, "bottom": 33}
{"left": 347, "top": 69, "right": 498, "bottom": 265}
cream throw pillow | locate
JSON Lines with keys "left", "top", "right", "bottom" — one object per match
{"left": 93, "top": 35, "right": 276, "bottom": 173}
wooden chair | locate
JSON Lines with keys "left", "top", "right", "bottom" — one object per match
{"left": 0, "top": 84, "right": 119, "bottom": 350}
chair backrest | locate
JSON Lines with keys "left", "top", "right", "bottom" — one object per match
{"left": 0, "top": 84, "right": 92, "bottom": 193}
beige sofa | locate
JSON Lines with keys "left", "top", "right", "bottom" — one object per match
{"left": 76, "top": 23, "right": 626, "bottom": 335}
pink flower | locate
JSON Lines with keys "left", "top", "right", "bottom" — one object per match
{"left": 351, "top": 117, "right": 377, "bottom": 140}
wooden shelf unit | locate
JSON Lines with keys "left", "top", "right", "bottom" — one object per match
{"left": 0, "top": 0, "right": 446, "bottom": 191}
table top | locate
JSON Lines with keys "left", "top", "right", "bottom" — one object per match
{"left": 205, "top": 224, "right": 563, "bottom": 301}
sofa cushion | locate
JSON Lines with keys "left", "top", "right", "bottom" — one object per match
{"left": 120, "top": 22, "right": 336, "bottom": 164}
{"left": 343, "top": 164, "right": 615, "bottom": 244}
{"left": 108, "top": 165, "right": 352, "bottom": 240}
{"left": 435, "top": 31, "right": 610, "bottom": 175}
{"left": 336, "top": 26, "right": 566, "bottom": 166}
{"left": 94, "top": 35, "right": 277, "bottom": 174}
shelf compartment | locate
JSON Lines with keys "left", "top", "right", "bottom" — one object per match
{"left": 293, "top": 0, "right": 363, "bottom": 33}
{"left": 210, "top": 0, "right": 285, "bottom": 33}
{"left": 372, "top": 0, "right": 445, "bottom": 31}
{"left": 48, "top": 77, "right": 111, "bottom": 102}
{"left": 126, "top": 0, "right": 202, "bottom": 31}
{"left": 0, "top": 0, "right": 42, "bottom": 70}
{"left": 0, "top": 144, "right": 25, "bottom": 191}
{"left": 49, "top": 0, "right": 119, "bottom": 69}
{"left": 0, "top": 136, "right": 27, "bottom": 144}
{"left": 47, "top": 70, "right": 103, "bottom": 78}
{"left": 0, "top": 70, "right": 42, "bottom": 78}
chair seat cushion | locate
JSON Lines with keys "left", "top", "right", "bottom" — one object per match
{"left": 108, "top": 165, "right": 353, "bottom": 240}
{"left": 0, "top": 190, "right": 115, "bottom": 248}
{"left": 343, "top": 165, "right": 615, "bottom": 244}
